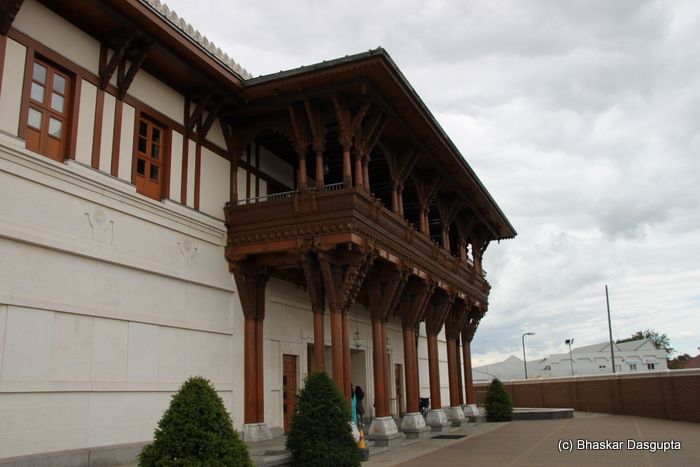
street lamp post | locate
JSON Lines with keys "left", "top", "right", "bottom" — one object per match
{"left": 522, "top": 332, "right": 535, "bottom": 379}
{"left": 565, "top": 338, "right": 575, "bottom": 376}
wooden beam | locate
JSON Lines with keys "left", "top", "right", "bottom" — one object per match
{"left": 199, "top": 97, "right": 228, "bottom": 141}
{"left": 117, "top": 43, "right": 151, "bottom": 100}
{"left": 99, "top": 30, "right": 136, "bottom": 90}
{"left": 0, "top": 0, "right": 23, "bottom": 36}
{"left": 185, "top": 91, "right": 212, "bottom": 137}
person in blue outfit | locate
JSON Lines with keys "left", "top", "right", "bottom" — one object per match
{"left": 355, "top": 385, "right": 365, "bottom": 427}
{"left": 351, "top": 383, "right": 358, "bottom": 425}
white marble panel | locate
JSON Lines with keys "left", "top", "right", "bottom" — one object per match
{"left": 157, "top": 326, "right": 186, "bottom": 383}
{"left": 184, "top": 331, "right": 232, "bottom": 384}
{"left": 0, "top": 392, "right": 89, "bottom": 458}
{"left": 50, "top": 312, "right": 92, "bottom": 381}
{"left": 2, "top": 307, "right": 53, "bottom": 381}
{"left": 91, "top": 318, "right": 128, "bottom": 382}
{"left": 126, "top": 322, "right": 159, "bottom": 383}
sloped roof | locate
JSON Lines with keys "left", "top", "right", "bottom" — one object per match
{"left": 140, "top": 0, "right": 252, "bottom": 79}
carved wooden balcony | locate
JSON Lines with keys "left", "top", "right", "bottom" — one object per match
{"left": 224, "top": 186, "right": 491, "bottom": 300}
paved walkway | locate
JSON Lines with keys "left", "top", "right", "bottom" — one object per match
{"left": 367, "top": 412, "right": 700, "bottom": 466}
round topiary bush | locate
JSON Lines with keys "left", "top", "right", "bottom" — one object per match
{"left": 285, "top": 370, "right": 360, "bottom": 467}
{"left": 485, "top": 378, "right": 513, "bottom": 422}
{"left": 139, "top": 376, "right": 252, "bottom": 466}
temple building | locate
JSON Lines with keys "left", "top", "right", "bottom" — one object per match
{"left": 0, "top": 0, "right": 515, "bottom": 463}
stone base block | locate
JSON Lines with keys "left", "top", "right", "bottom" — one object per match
{"left": 400, "top": 412, "right": 432, "bottom": 440}
{"left": 446, "top": 406, "right": 466, "bottom": 427}
{"left": 425, "top": 409, "right": 451, "bottom": 432}
{"left": 368, "top": 416, "right": 404, "bottom": 448}
{"left": 462, "top": 404, "right": 479, "bottom": 417}
{"left": 241, "top": 422, "right": 273, "bottom": 442}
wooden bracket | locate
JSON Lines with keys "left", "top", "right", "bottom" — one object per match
{"left": 200, "top": 97, "right": 228, "bottom": 141}
{"left": 99, "top": 30, "right": 137, "bottom": 90}
{"left": 367, "top": 264, "right": 409, "bottom": 322}
{"left": 232, "top": 261, "right": 269, "bottom": 321}
{"left": 300, "top": 253, "right": 325, "bottom": 314}
{"left": 185, "top": 91, "right": 212, "bottom": 138}
{"left": 288, "top": 102, "right": 311, "bottom": 155}
{"left": 116, "top": 42, "right": 151, "bottom": 100}
{"left": 413, "top": 176, "right": 442, "bottom": 211}
{"left": 424, "top": 290, "right": 455, "bottom": 336}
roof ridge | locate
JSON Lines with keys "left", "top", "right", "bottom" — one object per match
{"left": 141, "top": 0, "right": 253, "bottom": 80}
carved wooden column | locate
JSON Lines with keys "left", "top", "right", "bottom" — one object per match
{"left": 413, "top": 176, "right": 441, "bottom": 237}
{"left": 298, "top": 153, "right": 308, "bottom": 191}
{"left": 319, "top": 257, "right": 345, "bottom": 393}
{"left": 423, "top": 291, "right": 453, "bottom": 432}
{"left": 333, "top": 95, "right": 371, "bottom": 189}
{"left": 384, "top": 145, "right": 417, "bottom": 220}
{"left": 366, "top": 264, "right": 407, "bottom": 446}
{"left": 398, "top": 279, "right": 433, "bottom": 439}
{"left": 461, "top": 303, "right": 485, "bottom": 417}
{"left": 455, "top": 218, "right": 476, "bottom": 264}
{"left": 301, "top": 253, "right": 325, "bottom": 370}
{"left": 353, "top": 149, "right": 364, "bottom": 190}
{"left": 342, "top": 309, "right": 351, "bottom": 396}
{"left": 232, "top": 262, "right": 273, "bottom": 442}
{"left": 456, "top": 332, "right": 464, "bottom": 405}
{"left": 436, "top": 198, "right": 462, "bottom": 255}
{"left": 303, "top": 100, "right": 326, "bottom": 190}
{"left": 314, "top": 143, "right": 325, "bottom": 189}
{"left": 363, "top": 156, "right": 371, "bottom": 192}
{"left": 444, "top": 299, "right": 469, "bottom": 425}
{"left": 289, "top": 104, "right": 311, "bottom": 192}
{"left": 319, "top": 249, "right": 374, "bottom": 399}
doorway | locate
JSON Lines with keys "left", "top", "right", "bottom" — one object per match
{"left": 282, "top": 354, "right": 298, "bottom": 432}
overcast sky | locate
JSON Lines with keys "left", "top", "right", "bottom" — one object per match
{"left": 164, "top": 0, "right": 700, "bottom": 363}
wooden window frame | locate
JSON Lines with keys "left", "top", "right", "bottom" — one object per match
{"left": 20, "top": 53, "right": 75, "bottom": 162}
{"left": 132, "top": 112, "right": 171, "bottom": 201}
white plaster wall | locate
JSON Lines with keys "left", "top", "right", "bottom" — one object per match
{"left": 186, "top": 139, "right": 196, "bottom": 207}
{"left": 200, "top": 146, "right": 230, "bottom": 219}
{"left": 237, "top": 167, "right": 247, "bottom": 200}
{"left": 128, "top": 69, "right": 184, "bottom": 124}
{"left": 98, "top": 93, "right": 116, "bottom": 173}
{"left": 0, "top": 39, "right": 26, "bottom": 136}
{"left": 169, "top": 131, "right": 183, "bottom": 201}
{"left": 75, "top": 80, "right": 97, "bottom": 165}
{"left": 259, "top": 144, "right": 294, "bottom": 188}
{"left": 117, "top": 104, "right": 136, "bottom": 182}
{"left": 13, "top": 0, "right": 100, "bottom": 75}
{"left": 204, "top": 113, "right": 226, "bottom": 150}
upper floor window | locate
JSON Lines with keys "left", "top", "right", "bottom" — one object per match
{"left": 647, "top": 363, "right": 655, "bottom": 370}
{"left": 629, "top": 363, "right": 637, "bottom": 370}
{"left": 24, "top": 58, "right": 72, "bottom": 161}
{"left": 134, "top": 115, "right": 168, "bottom": 200}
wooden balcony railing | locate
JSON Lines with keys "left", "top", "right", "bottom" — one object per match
{"left": 225, "top": 186, "right": 490, "bottom": 299}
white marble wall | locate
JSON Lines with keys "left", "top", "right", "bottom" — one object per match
{"left": 0, "top": 135, "right": 237, "bottom": 458}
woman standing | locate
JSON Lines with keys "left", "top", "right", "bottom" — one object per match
{"left": 354, "top": 385, "right": 365, "bottom": 427}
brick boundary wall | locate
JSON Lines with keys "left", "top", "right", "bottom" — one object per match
{"left": 474, "top": 369, "right": 700, "bottom": 423}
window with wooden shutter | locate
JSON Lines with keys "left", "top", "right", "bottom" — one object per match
{"left": 24, "top": 58, "right": 71, "bottom": 161}
{"left": 134, "top": 116, "right": 167, "bottom": 200}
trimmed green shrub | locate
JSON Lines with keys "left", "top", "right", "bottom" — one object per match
{"left": 285, "top": 370, "right": 360, "bottom": 467}
{"left": 485, "top": 378, "right": 513, "bottom": 422}
{"left": 139, "top": 376, "right": 252, "bottom": 466}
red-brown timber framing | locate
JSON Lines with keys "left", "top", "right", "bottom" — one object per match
{"left": 13, "top": 0, "right": 515, "bottom": 430}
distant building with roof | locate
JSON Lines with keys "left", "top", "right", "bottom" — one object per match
{"left": 473, "top": 338, "right": 668, "bottom": 382}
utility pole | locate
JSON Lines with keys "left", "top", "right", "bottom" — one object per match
{"left": 565, "top": 338, "right": 575, "bottom": 376}
{"left": 522, "top": 332, "right": 535, "bottom": 379}
{"left": 606, "top": 285, "right": 616, "bottom": 373}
